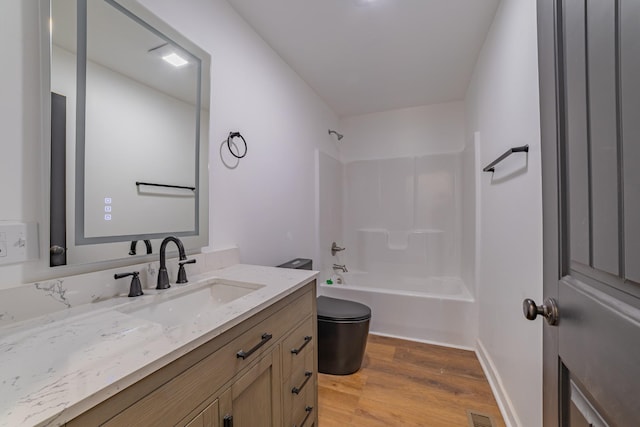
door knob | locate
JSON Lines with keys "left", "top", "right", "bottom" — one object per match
{"left": 523, "top": 297, "right": 559, "bottom": 325}
{"left": 50, "top": 245, "right": 66, "bottom": 255}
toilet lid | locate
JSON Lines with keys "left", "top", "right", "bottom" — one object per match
{"left": 317, "top": 296, "right": 371, "bottom": 321}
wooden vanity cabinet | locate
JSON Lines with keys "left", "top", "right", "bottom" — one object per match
{"left": 218, "top": 346, "right": 282, "bottom": 427}
{"left": 185, "top": 399, "right": 219, "bottom": 427}
{"left": 66, "top": 281, "right": 317, "bottom": 427}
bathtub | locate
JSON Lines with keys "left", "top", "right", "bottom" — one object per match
{"left": 319, "top": 272, "right": 477, "bottom": 349}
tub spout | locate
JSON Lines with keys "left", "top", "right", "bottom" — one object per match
{"left": 333, "top": 263, "right": 348, "bottom": 273}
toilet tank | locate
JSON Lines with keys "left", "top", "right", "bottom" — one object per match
{"left": 277, "top": 258, "right": 312, "bottom": 270}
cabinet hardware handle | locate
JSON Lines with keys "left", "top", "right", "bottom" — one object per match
{"left": 291, "top": 371, "right": 313, "bottom": 394}
{"left": 294, "top": 406, "right": 313, "bottom": 427}
{"left": 223, "top": 414, "right": 233, "bottom": 427}
{"left": 291, "top": 336, "right": 312, "bottom": 355}
{"left": 236, "top": 333, "right": 273, "bottom": 359}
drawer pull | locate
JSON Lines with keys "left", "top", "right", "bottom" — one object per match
{"left": 223, "top": 414, "right": 233, "bottom": 427}
{"left": 291, "top": 371, "right": 313, "bottom": 395}
{"left": 294, "top": 406, "right": 313, "bottom": 427}
{"left": 290, "top": 336, "right": 312, "bottom": 355}
{"left": 236, "top": 333, "right": 273, "bottom": 359}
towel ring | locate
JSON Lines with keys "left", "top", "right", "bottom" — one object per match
{"left": 227, "top": 132, "right": 247, "bottom": 159}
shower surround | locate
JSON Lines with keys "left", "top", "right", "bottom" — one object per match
{"left": 318, "top": 151, "right": 477, "bottom": 348}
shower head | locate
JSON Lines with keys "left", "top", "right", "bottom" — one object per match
{"left": 328, "top": 129, "right": 344, "bottom": 141}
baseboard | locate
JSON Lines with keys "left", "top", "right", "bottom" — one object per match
{"left": 369, "top": 331, "right": 476, "bottom": 352}
{"left": 475, "top": 339, "right": 521, "bottom": 427}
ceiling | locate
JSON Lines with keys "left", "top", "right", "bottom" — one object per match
{"left": 226, "top": 0, "right": 500, "bottom": 117}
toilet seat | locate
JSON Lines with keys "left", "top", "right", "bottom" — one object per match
{"left": 317, "top": 296, "right": 371, "bottom": 322}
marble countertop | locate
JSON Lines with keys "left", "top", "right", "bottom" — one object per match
{"left": 0, "top": 264, "right": 317, "bottom": 427}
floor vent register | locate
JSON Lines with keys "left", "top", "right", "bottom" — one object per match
{"left": 467, "top": 410, "right": 496, "bottom": 427}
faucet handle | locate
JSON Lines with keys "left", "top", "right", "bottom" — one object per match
{"left": 177, "top": 259, "right": 197, "bottom": 284}
{"left": 114, "top": 271, "right": 144, "bottom": 297}
{"left": 331, "top": 242, "right": 345, "bottom": 256}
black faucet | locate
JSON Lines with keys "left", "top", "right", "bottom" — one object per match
{"left": 114, "top": 271, "right": 144, "bottom": 297}
{"left": 177, "top": 258, "right": 197, "bottom": 284}
{"left": 129, "top": 239, "right": 153, "bottom": 256}
{"left": 157, "top": 236, "right": 187, "bottom": 289}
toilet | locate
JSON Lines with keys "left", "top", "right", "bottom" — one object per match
{"left": 316, "top": 296, "right": 371, "bottom": 375}
{"left": 276, "top": 258, "right": 372, "bottom": 375}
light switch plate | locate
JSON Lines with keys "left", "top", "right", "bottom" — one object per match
{"left": 0, "top": 221, "right": 39, "bottom": 265}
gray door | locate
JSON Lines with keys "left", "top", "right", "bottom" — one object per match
{"left": 537, "top": 0, "right": 640, "bottom": 425}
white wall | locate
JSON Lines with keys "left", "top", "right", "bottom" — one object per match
{"left": 465, "top": 0, "right": 543, "bottom": 426}
{"left": 338, "top": 101, "right": 465, "bottom": 162}
{"left": 0, "top": 0, "right": 339, "bottom": 289}
{"left": 0, "top": 1, "right": 44, "bottom": 287}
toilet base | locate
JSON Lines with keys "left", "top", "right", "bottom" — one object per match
{"left": 317, "top": 318, "right": 370, "bottom": 375}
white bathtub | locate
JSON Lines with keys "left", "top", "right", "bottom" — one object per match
{"left": 319, "top": 272, "right": 477, "bottom": 349}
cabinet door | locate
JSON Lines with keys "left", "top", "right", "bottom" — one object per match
{"left": 219, "top": 346, "right": 282, "bottom": 427}
{"left": 184, "top": 399, "right": 219, "bottom": 427}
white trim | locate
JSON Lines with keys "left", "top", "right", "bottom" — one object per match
{"left": 473, "top": 131, "right": 482, "bottom": 297}
{"left": 475, "top": 339, "right": 521, "bottom": 427}
{"left": 319, "top": 281, "right": 474, "bottom": 302}
{"left": 369, "top": 331, "right": 475, "bottom": 352}
{"left": 314, "top": 149, "right": 321, "bottom": 277}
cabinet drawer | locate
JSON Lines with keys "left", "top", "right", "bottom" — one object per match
{"left": 284, "top": 349, "right": 315, "bottom": 427}
{"left": 288, "top": 384, "right": 315, "bottom": 427}
{"left": 282, "top": 317, "right": 314, "bottom": 380}
{"left": 103, "top": 290, "right": 312, "bottom": 426}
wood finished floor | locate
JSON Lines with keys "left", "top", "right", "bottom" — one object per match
{"left": 318, "top": 334, "right": 506, "bottom": 427}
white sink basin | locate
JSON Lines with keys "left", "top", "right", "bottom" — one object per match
{"left": 118, "top": 280, "right": 263, "bottom": 328}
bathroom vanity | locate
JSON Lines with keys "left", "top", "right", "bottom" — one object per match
{"left": 0, "top": 263, "right": 318, "bottom": 427}
{"left": 70, "top": 282, "right": 317, "bottom": 427}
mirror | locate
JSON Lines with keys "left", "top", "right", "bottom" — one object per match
{"left": 49, "top": 0, "right": 210, "bottom": 266}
